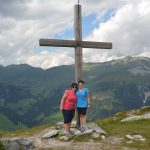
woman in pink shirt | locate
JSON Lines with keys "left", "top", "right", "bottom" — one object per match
{"left": 60, "top": 83, "right": 78, "bottom": 136}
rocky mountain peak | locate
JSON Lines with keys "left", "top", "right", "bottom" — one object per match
{"left": 112, "top": 56, "right": 150, "bottom": 64}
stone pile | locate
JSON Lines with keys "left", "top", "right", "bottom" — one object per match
{"left": 125, "top": 134, "right": 146, "bottom": 143}
{"left": 0, "top": 137, "right": 33, "bottom": 150}
{"left": 42, "top": 121, "right": 107, "bottom": 141}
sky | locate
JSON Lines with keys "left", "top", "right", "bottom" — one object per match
{"left": 0, "top": 0, "right": 150, "bottom": 69}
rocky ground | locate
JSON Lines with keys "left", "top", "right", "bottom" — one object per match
{"left": 0, "top": 122, "right": 140, "bottom": 150}
{"left": 1, "top": 106, "right": 150, "bottom": 150}
{"left": 31, "top": 122, "right": 117, "bottom": 150}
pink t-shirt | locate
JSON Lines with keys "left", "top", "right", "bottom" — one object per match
{"left": 62, "top": 90, "right": 77, "bottom": 110}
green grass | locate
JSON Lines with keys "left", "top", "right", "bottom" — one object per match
{"left": 42, "top": 112, "right": 63, "bottom": 124}
{"left": 72, "top": 133, "right": 102, "bottom": 142}
{"left": 38, "top": 148, "right": 65, "bottom": 150}
{"left": 0, "top": 142, "right": 5, "bottom": 150}
{"left": 0, "top": 122, "right": 55, "bottom": 137}
{"left": 96, "top": 115, "right": 150, "bottom": 150}
{"left": 73, "top": 134, "right": 91, "bottom": 142}
{"left": 0, "top": 113, "right": 19, "bottom": 131}
{"left": 49, "top": 112, "right": 63, "bottom": 120}
{"left": 134, "top": 106, "right": 150, "bottom": 115}
{"left": 113, "top": 111, "right": 128, "bottom": 120}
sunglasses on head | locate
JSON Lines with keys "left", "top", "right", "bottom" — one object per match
{"left": 78, "top": 83, "right": 83, "bottom": 86}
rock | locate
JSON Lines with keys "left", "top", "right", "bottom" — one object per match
{"left": 59, "top": 135, "right": 70, "bottom": 141}
{"left": 3, "top": 140, "right": 19, "bottom": 150}
{"left": 56, "top": 122, "right": 63, "bottom": 126}
{"left": 126, "top": 140, "right": 134, "bottom": 144}
{"left": 82, "top": 128, "right": 93, "bottom": 134}
{"left": 133, "top": 135, "right": 146, "bottom": 142}
{"left": 42, "top": 130, "right": 59, "bottom": 139}
{"left": 112, "top": 117, "right": 117, "bottom": 121}
{"left": 121, "top": 113, "right": 150, "bottom": 122}
{"left": 91, "top": 132, "right": 100, "bottom": 139}
{"left": 71, "top": 120, "right": 76, "bottom": 128}
{"left": 74, "top": 127, "right": 93, "bottom": 136}
{"left": 56, "top": 122, "right": 63, "bottom": 129}
{"left": 74, "top": 130, "right": 82, "bottom": 136}
{"left": 125, "top": 135, "right": 146, "bottom": 142}
{"left": 0, "top": 138, "right": 33, "bottom": 150}
{"left": 87, "top": 123, "right": 107, "bottom": 135}
{"left": 101, "top": 135, "right": 106, "bottom": 140}
{"left": 125, "top": 135, "right": 134, "bottom": 140}
{"left": 17, "top": 138, "right": 33, "bottom": 148}
{"left": 59, "top": 129, "right": 66, "bottom": 136}
{"left": 70, "top": 127, "right": 78, "bottom": 132}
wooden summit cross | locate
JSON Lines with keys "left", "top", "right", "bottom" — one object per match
{"left": 39, "top": 1, "right": 112, "bottom": 126}
{"left": 39, "top": 1, "right": 112, "bottom": 82}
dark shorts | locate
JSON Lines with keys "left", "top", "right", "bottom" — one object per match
{"left": 77, "top": 107, "right": 87, "bottom": 116}
{"left": 62, "top": 109, "right": 75, "bottom": 124}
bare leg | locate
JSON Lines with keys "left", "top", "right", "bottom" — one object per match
{"left": 80, "top": 115, "right": 83, "bottom": 126}
{"left": 64, "top": 123, "right": 69, "bottom": 133}
{"left": 80, "top": 115, "right": 86, "bottom": 126}
{"left": 68, "top": 123, "right": 71, "bottom": 131}
{"left": 82, "top": 115, "right": 86, "bottom": 126}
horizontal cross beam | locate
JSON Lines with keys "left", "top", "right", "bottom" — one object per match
{"left": 39, "top": 39, "right": 112, "bottom": 49}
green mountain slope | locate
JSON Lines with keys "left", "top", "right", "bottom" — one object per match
{"left": 0, "top": 56, "right": 150, "bottom": 130}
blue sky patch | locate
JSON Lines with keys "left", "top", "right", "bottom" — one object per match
{"left": 101, "top": 8, "right": 116, "bottom": 22}
{"left": 35, "top": 9, "right": 116, "bottom": 52}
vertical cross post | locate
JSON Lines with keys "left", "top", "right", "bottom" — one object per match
{"left": 74, "top": 4, "right": 82, "bottom": 127}
{"left": 74, "top": 4, "right": 83, "bottom": 82}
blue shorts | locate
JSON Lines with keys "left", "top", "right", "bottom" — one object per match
{"left": 62, "top": 109, "right": 75, "bottom": 124}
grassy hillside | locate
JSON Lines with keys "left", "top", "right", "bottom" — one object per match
{"left": 0, "top": 56, "right": 150, "bottom": 130}
{"left": 96, "top": 107, "right": 150, "bottom": 150}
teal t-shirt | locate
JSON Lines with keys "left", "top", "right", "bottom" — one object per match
{"left": 76, "top": 88, "right": 89, "bottom": 108}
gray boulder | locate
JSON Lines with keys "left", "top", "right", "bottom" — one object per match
{"left": 42, "top": 130, "right": 59, "bottom": 139}
{"left": 0, "top": 137, "right": 33, "bottom": 150}
{"left": 91, "top": 132, "right": 100, "bottom": 139}
{"left": 121, "top": 113, "right": 150, "bottom": 122}
{"left": 87, "top": 123, "right": 107, "bottom": 135}
{"left": 125, "top": 135, "right": 146, "bottom": 142}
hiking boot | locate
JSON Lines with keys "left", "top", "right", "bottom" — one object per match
{"left": 79, "top": 126, "right": 85, "bottom": 132}
{"left": 80, "top": 127, "right": 85, "bottom": 132}
{"left": 78, "top": 126, "right": 82, "bottom": 130}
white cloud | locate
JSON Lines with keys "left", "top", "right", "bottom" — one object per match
{"left": 18, "top": 50, "right": 75, "bottom": 69}
{"left": 0, "top": 0, "right": 150, "bottom": 69}
{"left": 0, "top": 0, "right": 73, "bottom": 68}
{"left": 83, "top": 0, "right": 150, "bottom": 63}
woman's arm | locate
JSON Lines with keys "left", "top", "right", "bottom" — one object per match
{"left": 87, "top": 93, "right": 91, "bottom": 108}
{"left": 60, "top": 92, "right": 67, "bottom": 110}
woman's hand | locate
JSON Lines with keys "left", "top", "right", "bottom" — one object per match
{"left": 87, "top": 93, "right": 91, "bottom": 108}
{"left": 60, "top": 104, "right": 63, "bottom": 110}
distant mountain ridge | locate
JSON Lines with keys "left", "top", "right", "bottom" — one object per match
{"left": 0, "top": 56, "right": 150, "bottom": 131}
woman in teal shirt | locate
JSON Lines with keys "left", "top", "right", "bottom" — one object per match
{"left": 76, "top": 80, "right": 91, "bottom": 132}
